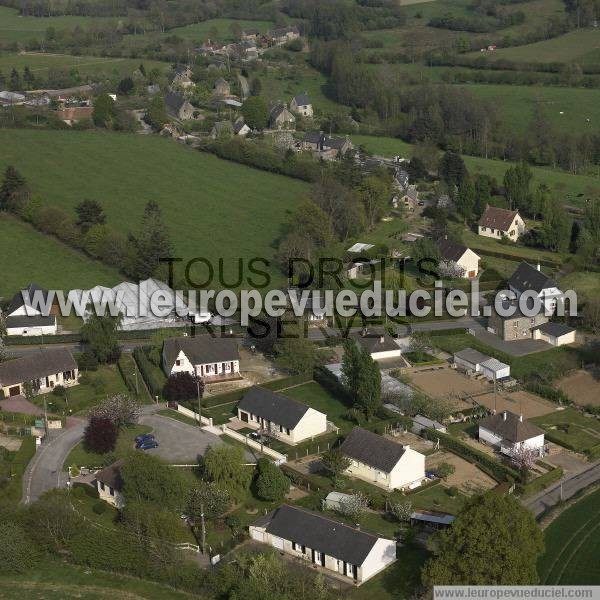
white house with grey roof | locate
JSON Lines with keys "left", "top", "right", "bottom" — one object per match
{"left": 290, "top": 92, "right": 313, "bottom": 117}
{"left": 249, "top": 504, "right": 396, "bottom": 584}
{"left": 237, "top": 386, "right": 327, "bottom": 444}
{"left": 507, "top": 262, "right": 564, "bottom": 315}
{"left": 353, "top": 331, "right": 401, "bottom": 361}
{"left": 478, "top": 410, "right": 545, "bottom": 457}
{"left": 4, "top": 283, "right": 57, "bottom": 337}
{"left": 162, "top": 335, "right": 240, "bottom": 382}
{"left": 437, "top": 238, "right": 480, "bottom": 279}
{"left": 339, "top": 427, "right": 425, "bottom": 491}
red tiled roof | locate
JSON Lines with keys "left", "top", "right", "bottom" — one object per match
{"left": 478, "top": 206, "right": 519, "bottom": 232}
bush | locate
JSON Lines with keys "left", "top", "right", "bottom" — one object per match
{"left": 93, "top": 500, "right": 108, "bottom": 514}
{"left": 83, "top": 416, "right": 118, "bottom": 454}
{"left": 77, "top": 351, "right": 99, "bottom": 371}
{"left": 255, "top": 458, "right": 290, "bottom": 501}
{"left": 52, "top": 385, "right": 66, "bottom": 397}
{"left": 446, "top": 486, "right": 459, "bottom": 497}
{"left": 133, "top": 347, "right": 163, "bottom": 398}
{"left": 163, "top": 372, "right": 204, "bottom": 402}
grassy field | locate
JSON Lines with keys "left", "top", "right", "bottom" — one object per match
{"left": 0, "top": 558, "right": 196, "bottom": 599}
{"left": 163, "top": 18, "right": 274, "bottom": 43}
{"left": 0, "top": 129, "right": 308, "bottom": 289}
{"left": 559, "top": 271, "right": 600, "bottom": 303}
{"left": 476, "top": 28, "right": 600, "bottom": 65}
{"left": 0, "top": 213, "right": 120, "bottom": 299}
{"left": 0, "top": 52, "right": 169, "bottom": 79}
{"left": 538, "top": 487, "right": 600, "bottom": 584}
{"left": 348, "top": 134, "right": 600, "bottom": 205}
{"left": 530, "top": 408, "right": 600, "bottom": 453}
{"left": 0, "top": 6, "right": 114, "bottom": 43}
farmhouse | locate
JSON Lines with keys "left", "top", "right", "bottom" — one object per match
{"left": 478, "top": 410, "right": 545, "bottom": 457}
{"left": 487, "top": 302, "right": 549, "bottom": 342}
{"left": 95, "top": 460, "right": 125, "bottom": 509}
{"left": 507, "top": 262, "right": 564, "bottom": 315}
{"left": 339, "top": 427, "right": 425, "bottom": 491}
{"left": 237, "top": 386, "right": 327, "bottom": 444}
{"left": 268, "top": 25, "right": 300, "bottom": 46}
{"left": 353, "top": 331, "right": 401, "bottom": 361}
{"left": 162, "top": 335, "right": 240, "bottom": 382}
{"left": 4, "top": 283, "right": 57, "bottom": 337}
{"left": 437, "top": 238, "right": 480, "bottom": 279}
{"left": 478, "top": 206, "right": 526, "bottom": 241}
{"left": 0, "top": 348, "right": 79, "bottom": 398}
{"left": 269, "top": 103, "right": 296, "bottom": 130}
{"left": 400, "top": 185, "right": 419, "bottom": 210}
{"left": 249, "top": 504, "right": 396, "bottom": 584}
{"left": 290, "top": 92, "right": 313, "bottom": 117}
{"left": 165, "top": 91, "right": 195, "bottom": 120}
{"left": 533, "top": 322, "right": 577, "bottom": 347}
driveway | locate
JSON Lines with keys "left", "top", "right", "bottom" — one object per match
{"left": 139, "top": 414, "right": 226, "bottom": 463}
{"left": 0, "top": 395, "right": 42, "bottom": 415}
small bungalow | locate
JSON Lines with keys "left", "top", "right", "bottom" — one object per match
{"left": 339, "top": 427, "right": 425, "bottom": 491}
{"left": 478, "top": 206, "right": 526, "bottom": 241}
{"left": 95, "top": 460, "right": 125, "bottom": 509}
{"left": 290, "top": 92, "right": 313, "bottom": 118}
{"left": 162, "top": 336, "right": 240, "bottom": 382}
{"left": 269, "top": 103, "right": 296, "bottom": 130}
{"left": 0, "top": 348, "right": 79, "bottom": 398}
{"left": 249, "top": 504, "right": 396, "bottom": 585}
{"left": 237, "top": 386, "right": 327, "bottom": 445}
{"left": 437, "top": 238, "right": 480, "bottom": 279}
{"left": 164, "top": 91, "right": 195, "bottom": 120}
{"left": 478, "top": 410, "right": 545, "bottom": 457}
{"left": 353, "top": 331, "right": 401, "bottom": 361}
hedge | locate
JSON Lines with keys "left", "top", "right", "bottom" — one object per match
{"left": 132, "top": 347, "right": 163, "bottom": 398}
{"left": 5, "top": 332, "right": 82, "bottom": 345}
{"left": 519, "top": 467, "right": 563, "bottom": 496}
{"left": 524, "top": 381, "right": 570, "bottom": 405}
{"left": 428, "top": 328, "right": 467, "bottom": 337}
{"left": 472, "top": 247, "right": 561, "bottom": 268}
{"left": 423, "top": 428, "right": 519, "bottom": 482}
{"left": 117, "top": 355, "right": 140, "bottom": 397}
{"left": 585, "top": 444, "right": 600, "bottom": 461}
{"left": 281, "top": 464, "right": 334, "bottom": 494}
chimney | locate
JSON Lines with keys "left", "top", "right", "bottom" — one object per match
{"left": 404, "top": 445, "right": 410, "bottom": 450}
{"left": 379, "top": 335, "right": 385, "bottom": 344}
{"left": 536, "top": 262, "right": 541, "bottom": 271}
{"left": 519, "top": 415, "right": 523, "bottom": 422}
{"left": 503, "top": 411, "right": 507, "bottom": 421}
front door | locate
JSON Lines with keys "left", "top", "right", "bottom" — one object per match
{"left": 240, "top": 411, "right": 249, "bottom": 423}
{"left": 9, "top": 385, "right": 20, "bottom": 396}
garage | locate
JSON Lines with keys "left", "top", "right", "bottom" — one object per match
{"left": 453, "top": 348, "right": 489, "bottom": 373}
{"left": 9, "top": 385, "right": 21, "bottom": 397}
{"left": 533, "top": 322, "right": 577, "bottom": 347}
{"left": 480, "top": 358, "right": 511, "bottom": 381}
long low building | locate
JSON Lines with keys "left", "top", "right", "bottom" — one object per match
{"left": 0, "top": 348, "right": 79, "bottom": 397}
{"left": 453, "top": 348, "right": 510, "bottom": 381}
{"left": 237, "top": 386, "right": 327, "bottom": 445}
{"left": 249, "top": 504, "right": 396, "bottom": 585}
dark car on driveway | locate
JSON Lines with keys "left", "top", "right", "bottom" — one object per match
{"left": 135, "top": 433, "right": 155, "bottom": 444}
{"left": 137, "top": 439, "right": 159, "bottom": 450}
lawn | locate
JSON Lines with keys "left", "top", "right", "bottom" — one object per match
{"left": 538, "top": 487, "right": 600, "bottom": 584}
{"left": 65, "top": 423, "right": 152, "bottom": 469}
{"left": 0, "top": 557, "right": 196, "bottom": 599}
{"left": 530, "top": 408, "right": 600, "bottom": 453}
{"left": 35, "top": 364, "right": 130, "bottom": 416}
{"left": 163, "top": 18, "right": 274, "bottom": 43}
{"left": 0, "top": 51, "right": 169, "bottom": 79}
{"left": 0, "top": 6, "right": 115, "bottom": 42}
{"left": 0, "top": 129, "right": 308, "bottom": 289}
{"left": 559, "top": 270, "right": 600, "bottom": 303}
{"left": 0, "top": 213, "right": 120, "bottom": 299}
{"left": 405, "top": 483, "right": 466, "bottom": 514}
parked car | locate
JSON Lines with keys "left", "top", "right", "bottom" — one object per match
{"left": 135, "top": 433, "right": 155, "bottom": 444}
{"left": 249, "top": 431, "right": 269, "bottom": 445}
{"left": 137, "top": 439, "right": 159, "bottom": 450}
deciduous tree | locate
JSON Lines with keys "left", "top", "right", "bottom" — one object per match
{"left": 83, "top": 416, "right": 118, "bottom": 454}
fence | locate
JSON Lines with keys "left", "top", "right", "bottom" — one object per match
{"left": 220, "top": 425, "right": 287, "bottom": 463}
{"left": 176, "top": 404, "right": 213, "bottom": 427}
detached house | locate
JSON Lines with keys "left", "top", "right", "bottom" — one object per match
{"left": 0, "top": 348, "right": 79, "bottom": 398}
{"left": 507, "top": 262, "right": 564, "bottom": 315}
{"left": 479, "top": 410, "right": 545, "bottom": 457}
{"left": 213, "top": 77, "right": 231, "bottom": 97}
{"left": 290, "top": 92, "right": 313, "bottom": 117}
{"left": 488, "top": 302, "right": 550, "bottom": 342}
{"left": 165, "top": 91, "right": 194, "bottom": 120}
{"left": 269, "top": 103, "right": 296, "bottom": 130}
{"left": 4, "top": 283, "right": 57, "bottom": 337}
{"left": 339, "top": 427, "right": 425, "bottom": 491}
{"left": 95, "top": 460, "right": 125, "bottom": 508}
{"left": 437, "top": 238, "right": 480, "bottom": 279}
{"left": 171, "top": 65, "right": 194, "bottom": 89}
{"left": 237, "top": 386, "right": 327, "bottom": 444}
{"left": 353, "top": 331, "right": 401, "bottom": 361}
{"left": 478, "top": 206, "right": 526, "bottom": 241}
{"left": 399, "top": 185, "right": 419, "bottom": 211}
{"left": 162, "top": 336, "right": 240, "bottom": 382}
{"left": 249, "top": 504, "right": 396, "bottom": 585}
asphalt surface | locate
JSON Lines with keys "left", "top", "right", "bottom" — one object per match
{"left": 523, "top": 462, "right": 600, "bottom": 518}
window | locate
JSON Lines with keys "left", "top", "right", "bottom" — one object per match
{"left": 292, "top": 541, "right": 298, "bottom": 551}
{"left": 175, "top": 360, "right": 181, "bottom": 366}
{"left": 99, "top": 482, "right": 105, "bottom": 491}
{"left": 110, "top": 488, "right": 115, "bottom": 496}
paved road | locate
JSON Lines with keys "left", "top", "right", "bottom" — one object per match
{"left": 523, "top": 462, "right": 600, "bottom": 518}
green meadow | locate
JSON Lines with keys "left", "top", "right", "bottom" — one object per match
{"left": 0, "top": 129, "right": 308, "bottom": 289}
{"left": 161, "top": 18, "right": 274, "bottom": 43}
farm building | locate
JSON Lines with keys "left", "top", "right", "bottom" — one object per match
{"left": 0, "top": 348, "right": 78, "bottom": 398}
{"left": 249, "top": 504, "right": 396, "bottom": 585}
{"left": 478, "top": 410, "right": 545, "bottom": 457}
{"left": 411, "top": 414, "right": 447, "bottom": 435}
{"left": 162, "top": 335, "right": 240, "bottom": 382}
{"left": 237, "top": 386, "right": 327, "bottom": 445}
{"left": 532, "top": 322, "right": 577, "bottom": 347}
{"left": 339, "top": 427, "right": 425, "bottom": 491}
{"left": 478, "top": 206, "right": 526, "bottom": 241}
{"left": 453, "top": 349, "right": 510, "bottom": 381}
{"left": 410, "top": 511, "right": 455, "bottom": 530}
{"left": 95, "top": 460, "right": 125, "bottom": 509}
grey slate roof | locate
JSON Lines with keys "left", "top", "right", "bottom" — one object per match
{"left": 340, "top": 427, "right": 406, "bottom": 473}
{"left": 508, "top": 262, "right": 557, "bottom": 294}
{"left": 8, "top": 283, "right": 51, "bottom": 315}
{"left": 293, "top": 92, "right": 310, "bottom": 106}
{"left": 454, "top": 347, "right": 490, "bottom": 366}
{"left": 258, "top": 504, "right": 383, "bottom": 566}
{"left": 95, "top": 459, "right": 124, "bottom": 491}
{"left": 237, "top": 386, "right": 312, "bottom": 429}
{"left": 5, "top": 315, "right": 56, "bottom": 329}
{"left": 353, "top": 332, "right": 399, "bottom": 355}
{"left": 437, "top": 238, "right": 470, "bottom": 262}
{"left": 0, "top": 349, "right": 77, "bottom": 388}
{"left": 164, "top": 91, "right": 186, "bottom": 114}
{"left": 479, "top": 410, "right": 544, "bottom": 444}
{"left": 534, "top": 322, "right": 576, "bottom": 338}
{"left": 163, "top": 336, "right": 239, "bottom": 369}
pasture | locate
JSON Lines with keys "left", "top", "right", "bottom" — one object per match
{"left": 162, "top": 18, "right": 274, "bottom": 44}
{"left": 0, "top": 129, "right": 308, "bottom": 289}
{"left": 531, "top": 408, "right": 600, "bottom": 453}
{"left": 538, "top": 487, "right": 600, "bottom": 584}
{"left": 556, "top": 369, "right": 600, "bottom": 407}
{"left": 0, "top": 52, "right": 169, "bottom": 79}
{"left": 0, "top": 213, "right": 120, "bottom": 299}
{"left": 0, "top": 6, "right": 113, "bottom": 43}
